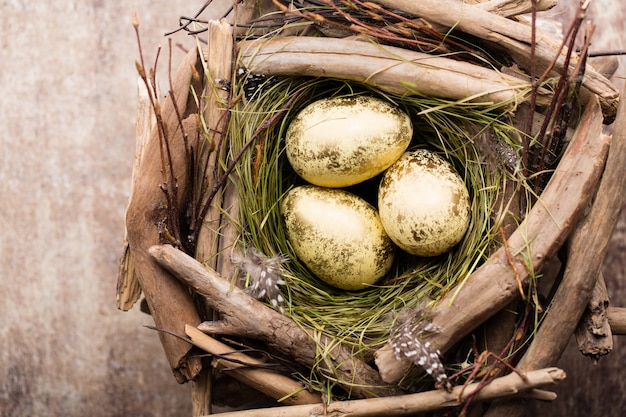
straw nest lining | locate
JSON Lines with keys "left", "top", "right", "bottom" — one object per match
{"left": 227, "top": 71, "right": 528, "bottom": 389}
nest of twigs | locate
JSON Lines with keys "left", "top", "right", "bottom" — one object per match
{"left": 230, "top": 75, "right": 522, "bottom": 386}
{"left": 118, "top": 1, "right": 624, "bottom": 416}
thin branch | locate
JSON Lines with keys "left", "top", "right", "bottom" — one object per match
{"left": 197, "top": 367, "right": 566, "bottom": 417}
{"left": 133, "top": 17, "right": 185, "bottom": 248}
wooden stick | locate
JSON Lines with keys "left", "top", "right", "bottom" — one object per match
{"left": 191, "top": 19, "right": 237, "bottom": 416}
{"left": 124, "top": 48, "right": 205, "bottom": 383}
{"left": 185, "top": 325, "right": 323, "bottom": 405}
{"left": 238, "top": 36, "right": 551, "bottom": 108}
{"left": 608, "top": 307, "right": 626, "bottom": 335}
{"left": 375, "top": 95, "right": 609, "bottom": 384}
{"left": 372, "top": 0, "right": 619, "bottom": 119}
{"left": 196, "top": 367, "right": 565, "bottom": 417}
{"left": 195, "top": 19, "right": 235, "bottom": 266}
{"left": 149, "top": 244, "right": 403, "bottom": 399}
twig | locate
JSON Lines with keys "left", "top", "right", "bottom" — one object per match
{"left": 500, "top": 226, "right": 525, "bottom": 300}
{"left": 273, "top": 0, "right": 486, "bottom": 64}
{"left": 196, "top": 367, "right": 565, "bottom": 417}
{"left": 192, "top": 19, "right": 235, "bottom": 263}
{"left": 530, "top": 2, "right": 593, "bottom": 193}
{"left": 588, "top": 49, "right": 626, "bottom": 57}
{"left": 185, "top": 325, "right": 323, "bottom": 405}
{"left": 522, "top": 0, "right": 538, "bottom": 191}
{"left": 134, "top": 17, "right": 184, "bottom": 249}
{"left": 608, "top": 307, "right": 626, "bottom": 335}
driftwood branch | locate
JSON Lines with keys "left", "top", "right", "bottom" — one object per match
{"left": 238, "top": 36, "right": 551, "bottom": 108}
{"left": 185, "top": 325, "right": 322, "bottom": 405}
{"left": 195, "top": 19, "right": 236, "bottom": 265}
{"left": 375, "top": 96, "right": 609, "bottom": 384}
{"left": 149, "top": 244, "right": 403, "bottom": 399}
{"left": 373, "top": 0, "right": 619, "bottom": 119}
{"left": 123, "top": 48, "right": 205, "bottom": 383}
{"left": 198, "top": 367, "right": 565, "bottom": 417}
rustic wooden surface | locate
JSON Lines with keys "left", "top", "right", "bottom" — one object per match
{"left": 0, "top": 1, "right": 624, "bottom": 416}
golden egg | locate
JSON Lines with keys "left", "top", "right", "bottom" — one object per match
{"left": 281, "top": 185, "right": 395, "bottom": 290}
{"left": 285, "top": 96, "right": 412, "bottom": 188}
{"left": 378, "top": 150, "right": 471, "bottom": 257}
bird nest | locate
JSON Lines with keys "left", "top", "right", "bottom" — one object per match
{"left": 118, "top": 1, "right": 623, "bottom": 416}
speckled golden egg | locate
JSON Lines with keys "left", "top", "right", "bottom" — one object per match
{"left": 285, "top": 96, "right": 412, "bottom": 188}
{"left": 281, "top": 185, "right": 395, "bottom": 290}
{"left": 378, "top": 150, "right": 471, "bottom": 257}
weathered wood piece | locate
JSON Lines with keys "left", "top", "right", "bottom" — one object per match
{"left": 195, "top": 19, "right": 236, "bottom": 267}
{"left": 373, "top": 0, "right": 619, "bottom": 119}
{"left": 375, "top": 96, "right": 609, "bottom": 384}
{"left": 196, "top": 368, "right": 565, "bottom": 417}
{"left": 186, "top": 325, "right": 323, "bottom": 405}
{"left": 238, "top": 36, "right": 551, "bottom": 108}
{"left": 117, "top": 79, "right": 154, "bottom": 311}
{"left": 191, "top": 19, "right": 236, "bottom": 417}
{"left": 149, "top": 244, "right": 403, "bottom": 399}
{"left": 575, "top": 273, "right": 613, "bottom": 361}
{"left": 123, "top": 48, "right": 205, "bottom": 383}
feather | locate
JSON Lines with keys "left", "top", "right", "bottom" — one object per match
{"left": 231, "top": 247, "right": 288, "bottom": 314}
{"left": 391, "top": 308, "right": 451, "bottom": 390}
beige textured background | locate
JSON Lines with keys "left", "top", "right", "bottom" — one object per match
{"left": 0, "top": 2, "right": 197, "bottom": 416}
{"left": 0, "top": 1, "right": 624, "bottom": 416}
